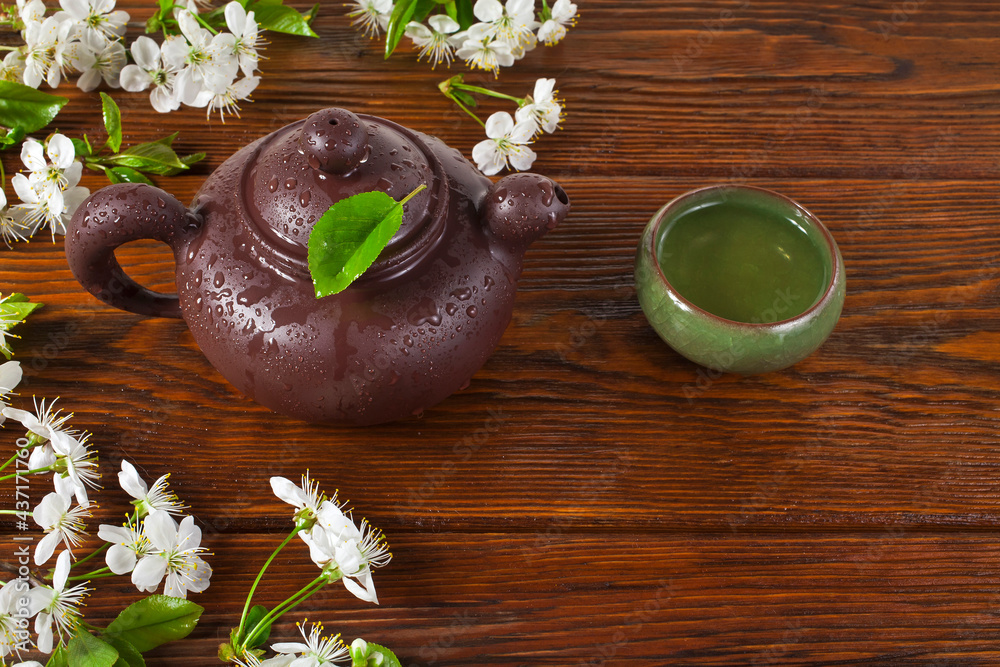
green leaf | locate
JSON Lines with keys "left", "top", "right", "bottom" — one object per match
{"left": 308, "top": 185, "right": 426, "bottom": 298}
{"left": 0, "top": 293, "right": 43, "bottom": 359}
{"left": 455, "top": 0, "right": 475, "bottom": 29}
{"left": 384, "top": 0, "right": 419, "bottom": 58}
{"left": 304, "top": 2, "right": 320, "bottom": 25}
{"left": 100, "top": 92, "right": 122, "bottom": 153}
{"left": 68, "top": 632, "right": 119, "bottom": 667}
{"left": 179, "top": 152, "right": 206, "bottom": 167}
{"left": 105, "top": 636, "right": 146, "bottom": 667}
{"left": 104, "top": 595, "right": 204, "bottom": 653}
{"left": 243, "top": 604, "right": 272, "bottom": 648}
{"left": 0, "top": 81, "right": 67, "bottom": 134}
{"left": 249, "top": 0, "right": 318, "bottom": 37}
{"left": 107, "top": 167, "right": 154, "bottom": 185}
{"left": 412, "top": 0, "right": 437, "bottom": 24}
{"left": 153, "top": 131, "right": 179, "bottom": 147}
{"left": 71, "top": 137, "right": 92, "bottom": 157}
{"left": 368, "top": 643, "right": 402, "bottom": 667}
{"left": 453, "top": 90, "right": 477, "bottom": 108}
{"left": 0, "top": 125, "right": 23, "bottom": 149}
{"left": 107, "top": 141, "right": 187, "bottom": 175}
{"left": 46, "top": 645, "right": 70, "bottom": 667}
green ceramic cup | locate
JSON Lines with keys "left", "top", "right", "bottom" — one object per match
{"left": 635, "top": 185, "right": 845, "bottom": 374}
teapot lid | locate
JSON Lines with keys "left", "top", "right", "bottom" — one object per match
{"left": 243, "top": 108, "right": 446, "bottom": 279}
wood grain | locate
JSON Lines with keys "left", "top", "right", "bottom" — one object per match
{"left": 3, "top": 0, "right": 1000, "bottom": 663}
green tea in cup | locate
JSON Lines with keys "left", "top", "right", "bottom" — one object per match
{"left": 635, "top": 185, "right": 845, "bottom": 374}
{"left": 655, "top": 192, "right": 831, "bottom": 324}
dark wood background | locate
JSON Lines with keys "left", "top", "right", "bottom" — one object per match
{"left": 4, "top": 0, "right": 1000, "bottom": 664}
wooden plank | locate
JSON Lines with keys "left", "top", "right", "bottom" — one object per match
{"left": 18, "top": 532, "right": 1000, "bottom": 665}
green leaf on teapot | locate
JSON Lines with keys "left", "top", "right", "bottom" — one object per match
{"left": 308, "top": 185, "right": 427, "bottom": 298}
{"left": 100, "top": 92, "right": 122, "bottom": 153}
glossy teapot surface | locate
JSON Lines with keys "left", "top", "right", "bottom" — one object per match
{"left": 65, "top": 108, "right": 570, "bottom": 425}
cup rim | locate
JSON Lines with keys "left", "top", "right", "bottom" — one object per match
{"left": 646, "top": 184, "right": 842, "bottom": 330}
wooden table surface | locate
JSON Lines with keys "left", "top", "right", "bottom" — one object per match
{"left": 4, "top": 0, "right": 1000, "bottom": 664}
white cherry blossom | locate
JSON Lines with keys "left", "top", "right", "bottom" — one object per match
{"left": 202, "top": 74, "right": 259, "bottom": 122}
{"left": 0, "top": 51, "right": 26, "bottom": 83}
{"left": 118, "top": 459, "right": 187, "bottom": 517}
{"left": 456, "top": 23, "right": 514, "bottom": 76}
{"left": 20, "top": 133, "right": 79, "bottom": 196}
{"left": 131, "top": 512, "right": 212, "bottom": 599}
{"left": 538, "top": 0, "right": 576, "bottom": 45}
{"left": 406, "top": 15, "right": 462, "bottom": 69}
{"left": 57, "top": 0, "right": 129, "bottom": 44}
{"left": 50, "top": 430, "right": 99, "bottom": 506}
{"left": 0, "top": 362, "right": 23, "bottom": 414}
{"left": 472, "top": 0, "right": 537, "bottom": 48}
{"left": 0, "top": 581, "right": 24, "bottom": 658}
{"left": 347, "top": 0, "right": 391, "bottom": 38}
{"left": 28, "top": 551, "right": 90, "bottom": 653}
{"left": 515, "top": 77, "right": 562, "bottom": 136}
{"left": 225, "top": 1, "right": 262, "bottom": 76}
{"left": 472, "top": 110, "right": 537, "bottom": 175}
{"left": 267, "top": 621, "right": 351, "bottom": 667}
{"left": 162, "top": 9, "right": 238, "bottom": 106}
{"left": 120, "top": 35, "right": 182, "bottom": 113}
{"left": 98, "top": 516, "right": 152, "bottom": 577}
{"left": 32, "top": 475, "right": 90, "bottom": 565}
{"left": 76, "top": 30, "right": 125, "bottom": 91}
{"left": 301, "top": 502, "right": 391, "bottom": 604}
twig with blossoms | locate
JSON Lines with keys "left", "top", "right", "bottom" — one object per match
{"left": 367, "top": 0, "right": 577, "bottom": 75}
{"left": 0, "top": 349, "right": 211, "bottom": 662}
{"left": 217, "top": 473, "right": 399, "bottom": 667}
{"left": 440, "top": 74, "right": 563, "bottom": 175}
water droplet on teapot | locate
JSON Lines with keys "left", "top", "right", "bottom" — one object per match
{"left": 466, "top": 306, "right": 478, "bottom": 318}
{"left": 268, "top": 176, "right": 280, "bottom": 192}
{"left": 407, "top": 298, "right": 442, "bottom": 326}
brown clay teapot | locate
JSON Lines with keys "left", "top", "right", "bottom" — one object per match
{"left": 65, "top": 108, "right": 569, "bottom": 425}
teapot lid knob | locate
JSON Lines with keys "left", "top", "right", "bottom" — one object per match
{"left": 299, "top": 108, "right": 370, "bottom": 175}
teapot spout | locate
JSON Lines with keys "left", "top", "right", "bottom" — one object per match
{"left": 483, "top": 173, "right": 569, "bottom": 252}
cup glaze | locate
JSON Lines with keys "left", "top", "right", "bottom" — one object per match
{"left": 634, "top": 185, "right": 845, "bottom": 374}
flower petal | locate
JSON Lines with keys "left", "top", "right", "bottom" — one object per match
{"left": 118, "top": 460, "right": 148, "bottom": 500}
{"left": 484, "top": 111, "right": 514, "bottom": 140}
{"left": 473, "top": 0, "right": 503, "bottom": 22}
{"left": 34, "top": 531, "right": 60, "bottom": 566}
{"left": 144, "top": 510, "right": 177, "bottom": 551}
{"left": 53, "top": 550, "right": 71, "bottom": 590}
{"left": 106, "top": 543, "right": 137, "bottom": 575}
{"left": 46, "top": 134, "right": 74, "bottom": 169}
{"left": 131, "top": 554, "right": 167, "bottom": 592}
{"left": 270, "top": 476, "right": 307, "bottom": 508}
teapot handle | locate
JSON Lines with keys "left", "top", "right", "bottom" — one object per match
{"left": 65, "top": 184, "right": 199, "bottom": 319}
